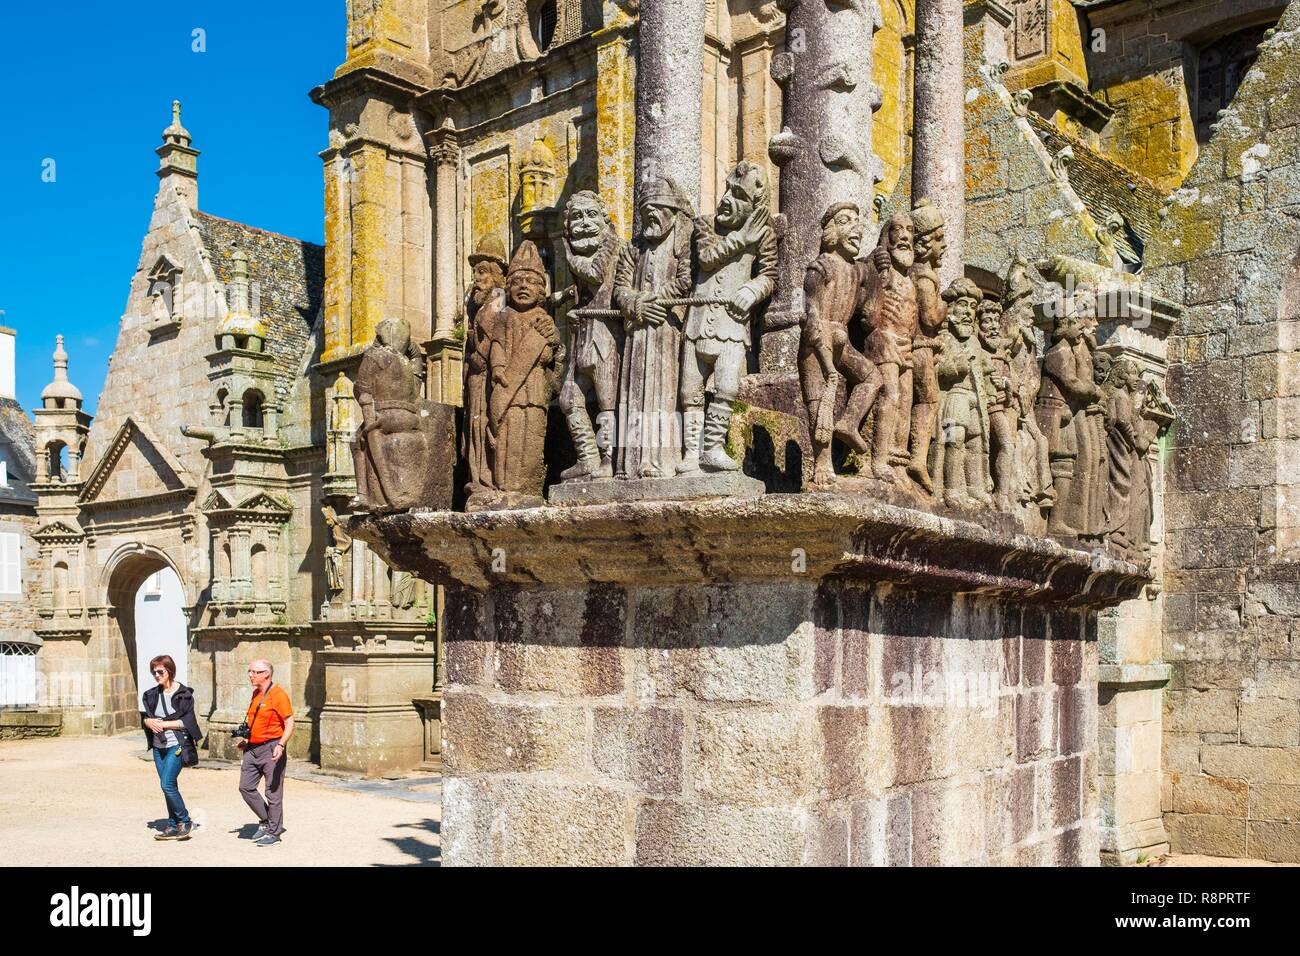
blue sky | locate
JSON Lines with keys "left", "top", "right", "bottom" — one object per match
{"left": 0, "top": 2, "right": 342, "bottom": 414}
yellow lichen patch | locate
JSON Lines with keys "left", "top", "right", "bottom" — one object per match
{"left": 1099, "top": 72, "right": 1197, "bottom": 191}
{"left": 873, "top": 0, "right": 913, "bottom": 200}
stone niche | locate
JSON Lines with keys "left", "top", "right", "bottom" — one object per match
{"left": 352, "top": 494, "right": 1148, "bottom": 866}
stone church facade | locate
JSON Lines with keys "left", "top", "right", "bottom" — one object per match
{"left": 22, "top": 0, "right": 1300, "bottom": 862}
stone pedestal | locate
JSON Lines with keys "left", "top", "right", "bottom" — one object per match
{"left": 547, "top": 472, "right": 765, "bottom": 506}
{"left": 318, "top": 648, "right": 436, "bottom": 776}
{"left": 352, "top": 495, "right": 1147, "bottom": 866}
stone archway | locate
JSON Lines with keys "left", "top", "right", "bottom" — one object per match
{"left": 97, "top": 544, "right": 189, "bottom": 735}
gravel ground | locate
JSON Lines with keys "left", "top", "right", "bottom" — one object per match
{"left": 0, "top": 735, "right": 440, "bottom": 867}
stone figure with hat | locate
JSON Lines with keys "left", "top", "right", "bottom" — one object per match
{"left": 478, "top": 240, "right": 562, "bottom": 509}
{"left": 933, "top": 278, "right": 994, "bottom": 509}
{"left": 554, "top": 191, "right": 628, "bottom": 483}
{"left": 612, "top": 176, "right": 695, "bottom": 479}
{"left": 798, "top": 201, "right": 878, "bottom": 485}
{"left": 678, "top": 161, "right": 777, "bottom": 475}
{"left": 464, "top": 236, "right": 508, "bottom": 499}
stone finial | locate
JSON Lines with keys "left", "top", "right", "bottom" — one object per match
{"left": 41, "top": 334, "right": 83, "bottom": 407}
{"left": 218, "top": 247, "right": 268, "bottom": 348}
{"left": 156, "top": 99, "right": 200, "bottom": 208}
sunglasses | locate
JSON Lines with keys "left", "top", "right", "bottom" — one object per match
{"left": 152, "top": 669, "right": 168, "bottom": 676}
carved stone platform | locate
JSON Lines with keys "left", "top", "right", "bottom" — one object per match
{"left": 350, "top": 495, "right": 1149, "bottom": 866}
{"left": 546, "top": 471, "right": 765, "bottom": 506}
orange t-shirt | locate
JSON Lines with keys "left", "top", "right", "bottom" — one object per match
{"left": 245, "top": 684, "right": 293, "bottom": 744}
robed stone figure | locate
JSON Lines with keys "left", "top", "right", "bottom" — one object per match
{"left": 613, "top": 177, "right": 695, "bottom": 479}
{"left": 484, "top": 240, "right": 561, "bottom": 506}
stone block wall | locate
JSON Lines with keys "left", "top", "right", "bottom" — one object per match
{"left": 440, "top": 580, "right": 1099, "bottom": 866}
{"left": 1146, "top": 2, "right": 1300, "bottom": 863}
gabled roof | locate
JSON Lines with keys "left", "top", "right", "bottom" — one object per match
{"left": 1026, "top": 113, "right": 1166, "bottom": 264}
{"left": 193, "top": 212, "right": 324, "bottom": 388}
{"left": 79, "top": 416, "right": 196, "bottom": 505}
{"left": 0, "top": 397, "right": 38, "bottom": 506}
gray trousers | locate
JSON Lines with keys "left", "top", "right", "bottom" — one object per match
{"left": 239, "top": 741, "right": 286, "bottom": 835}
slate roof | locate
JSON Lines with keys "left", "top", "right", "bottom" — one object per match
{"left": 193, "top": 212, "right": 325, "bottom": 388}
{"left": 1026, "top": 113, "right": 1167, "bottom": 264}
{"left": 0, "top": 397, "right": 38, "bottom": 506}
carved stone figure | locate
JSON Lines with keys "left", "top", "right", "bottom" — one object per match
{"left": 934, "top": 278, "right": 993, "bottom": 509}
{"left": 464, "top": 237, "right": 508, "bottom": 498}
{"left": 907, "top": 199, "right": 949, "bottom": 492}
{"left": 1037, "top": 292, "right": 1105, "bottom": 537}
{"left": 977, "top": 298, "right": 1016, "bottom": 511}
{"left": 798, "top": 202, "right": 876, "bottom": 485}
{"left": 350, "top": 318, "right": 433, "bottom": 512}
{"left": 1101, "top": 358, "right": 1140, "bottom": 555}
{"left": 679, "top": 161, "right": 778, "bottom": 474}
{"left": 856, "top": 213, "right": 919, "bottom": 482}
{"left": 1102, "top": 362, "right": 1175, "bottom": 561}
{"left": 556, "top": 191, "right": 628, "bottom": 482}
{"left": 480, "top": 240, "right": 561, "bottom": 508}
{"left": 613, "top": 177, "right": 695, "bottom": 479}
{"left": 1002, "top": 252, "right": 1053, "bottom": 512}
{"left": 321, "top": 505, "right": 352, "bottom": 595}
{"left": 1088, "top": 346, "right": 1114, "bottom": 538}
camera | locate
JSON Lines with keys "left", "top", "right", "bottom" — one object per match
{"left": 232, "top": 722, "right": 252, "bottom": 740}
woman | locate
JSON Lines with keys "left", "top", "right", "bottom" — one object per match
{"left": 140, "top": 655, "right": 202, "bottom": 841}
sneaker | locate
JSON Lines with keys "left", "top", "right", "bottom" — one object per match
{"left": 154, "top": 825, "right": 180, "bottom": 841}
{"left": 175, "top": 822, "right": 193, "bottom": 841}
{"left": 252, "top": 823, "right": 269, "bottom": 840}
{"left": 254, "top": 833, "right": 281, "bottom": 847}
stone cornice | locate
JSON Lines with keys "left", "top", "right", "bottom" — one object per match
{"left": 350, "top": 495, "right": 1151, "bottom": 608}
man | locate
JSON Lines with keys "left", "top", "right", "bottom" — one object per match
{"left": 679, "top": 161, "right": 777, "bottom": 474}
{"left": 555, "top": 191, "right": 627, "bottom": 481}
{"left": 977, "top": 297, "right": 1016, "bottom": 511}
{"left": 613, "top": 177, "right": 695, "bottom": 478}
{"left": 237, "top": 659, "right": 294, "bottom": 847}
{"left": 484, "top": 240, "right": 561, "bottom": 506}
{"left": 856, "top": 213, "right": 919, "bottom": 482}
{"left": 797, "top": 201, "right": 877, "bottom": 485}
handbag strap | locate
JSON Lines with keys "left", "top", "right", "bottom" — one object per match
{"left": 245, "top": 682, "right": 274, "bottom": 726}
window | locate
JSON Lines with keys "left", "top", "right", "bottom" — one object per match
{"left": 1195, "top": 24, "right": 1271, "bottom": 144}
{"left": 530, "top": 0, "right": 557, "bottom": 53}
{"left": 0, "top": 533, "right": 22, "bottom": 596}
{"left": 242, "top": 390, "right": 264, "bottom": 430}
{"left": 142, "top": 570, "right": 163, "bottom": 600}
{"left": 0, "top": 642, "right": 37, "bottom": 707}
{"left": 0, "top": 452, "right": 7, "bottom": 487}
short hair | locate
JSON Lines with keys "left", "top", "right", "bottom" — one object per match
{"left": 251, "top": 658, "right": 274, "bottom": 677}
{"left": 149, "top": 655, "right": 177, "bottom": 680}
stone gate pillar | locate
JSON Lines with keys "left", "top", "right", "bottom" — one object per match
{"left": 912, "top": 0, "right": 965, "bottom": 289}
{"left": 353, "top": 497, "right": 1147, "bottom": 865}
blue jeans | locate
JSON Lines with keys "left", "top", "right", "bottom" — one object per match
{"left": 152, "top": 745, "right": 191, "bottom": 825}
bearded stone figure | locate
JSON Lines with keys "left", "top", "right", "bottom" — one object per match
{"left": 679, "top": 161, "right": 777, "bottom": 474}
{"left": 464, "top": 237, "right": 508, "bottom": 499}
{"left": 478, "top": 240, "right": 561, "bottom": 509}
{"left": 613, "top": 177, "right": 695, "bottom": 479}
{"left": 798, "top": 202, "right": 877, "bottom": 486}
{"left": 1037, "top": 293, "right": 1105, "bottom": 537}
{"left": 556, "top": 191, "right": 628, "bottom": 482}
{"left": 856, "top": 213, "right": 919, "bottom": 483}
{"left": 934, "top": 278, "right": 993, "bottom": 509}
{"left": 350, "top": 318, "right": 437, "bottom": 512}
{"left": 907, "top": 199, "right": 949, "bottom": 492}
{"left": 1101, "top": 358, "right": 1141, "bottom": 555}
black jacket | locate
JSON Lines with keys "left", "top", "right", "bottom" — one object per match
{"left": 140, "top": 683, "right": 204, "bottom": 751}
